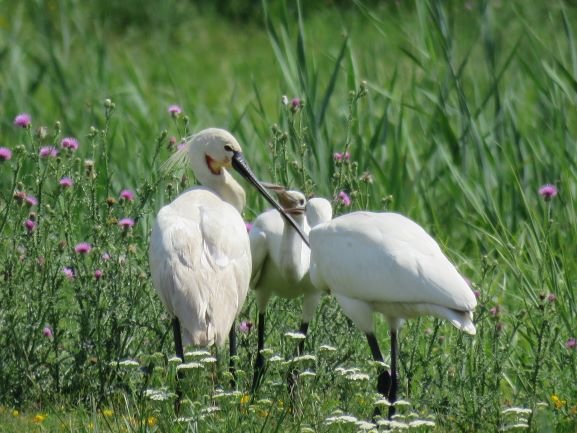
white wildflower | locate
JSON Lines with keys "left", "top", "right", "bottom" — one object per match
{"left": 375, "top": 398, "right": 392, "bottom": 406}
{"left": 299, "top": 370, "right": 316, "bottom": 378}
{"left": 408, "top": 419, "right": 436, "bottom": 427}
{"left": 377, "top": 419, "right": 409, "bottom": 429}
{"left": 168, "top": 356, "right": 182, "bottom": 364}
{"left": 319, "top": 344, "right": 337, "bottom": 352}
{"left": 259, "top": 348, "right": 274, "bottom": 357}
{"left": 185, "top": 350, "right": 211, "bottom": 358}
{"left": 117, "top": 359, "right": 139, "bottom": 367}
{"left": 502, "top": 408, "right": 532, "bottom": 416}
{"left": 284, "top": 331, "right": 306, "bottom": 340}
{"left": 269, "top": 355, "right": 284, "bottom": 363}
{"left": 356, "top": 420, "right": 377, "bottom": 430}
{"left": 200, "top": 406, "right": 220, "bottom": 415}
{"left": 281, "top": 95, "right": 289, "bottom": 106}
{"left": 200, "top": 356, "right": 217, "bottom": 364}
{"left": 325, "top": 414, "right": 359, "bottom": 425}
{"left": 144, "top": 388, "right": 175, "bottom": 401}
{"left": 177, "top": 362, "right": 203, "bottom": 371}
{"left": 347, "top": 372, "right": 370, "bottom": 381}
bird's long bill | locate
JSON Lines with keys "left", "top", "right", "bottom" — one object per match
{"left": 232, "top": 152, "right": 310, "bottom": 247}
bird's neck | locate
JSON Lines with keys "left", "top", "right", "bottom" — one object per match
{"left": 193, "top": 158, "right": 246, "bottom": 212}
{"left": 212, "top": 169, "right": 246, "bottom": 213}
{"left": 279, "top": 213, "right": 309, "bottom": 283}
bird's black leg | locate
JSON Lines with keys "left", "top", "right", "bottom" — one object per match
{"left": 251, "top": 312, "right": 266, "bottom": 394}
{"left": 172, "top": 318, "right": 185, "bottom": 414}
{"left": 388, "top": 329, "right": 398, "bottom": 419}
{"left": 229, "top": 324, "right": 237, "bottom": 389}
{"left": 366, "top": 333, "right": 392, "bottom": 419}
{"left": 297, "top": 321, "right": 309, "bottom": 355}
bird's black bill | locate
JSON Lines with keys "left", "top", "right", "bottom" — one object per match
{"left": 232, "top": 152, "right": 310, "bottom": 247}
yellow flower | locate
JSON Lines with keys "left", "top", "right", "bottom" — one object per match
{"left": 11, "top": 409, "right": 19, "bottom": 417}
{"left": 102, "top": 409, "right": 114, "bottom": 417}
{"left": 33, "top": 414, "right": 47, "bottom": 423}
{"left": 147, "top": 416, "right": 158, "bottom": 427}
{"left": 258, "top": 409, "right": 269, "bottom": 418}
{"left": 551, "top": 394, "right": 567, "bottom": 409}
{"left": 240, "top": 394, "right": 250, "bottom": 405}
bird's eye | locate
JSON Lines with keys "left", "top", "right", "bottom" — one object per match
{"left": 299, "top": 199, "right": 305, "bottom": 206}
{"left": 224, "top": 144, "right": 233, "bottom": 152}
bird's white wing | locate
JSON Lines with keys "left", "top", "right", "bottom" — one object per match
{"left": 149, "top": 190, "right": 251, "bottom": 347}
{"left": 310, "top": 212, "right": 476, "bottom": 311}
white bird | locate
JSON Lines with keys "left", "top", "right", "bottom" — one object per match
{"left": 248, "top": 186, "right": 332, "bottom": 391}
{"left": 149, "top": 129, "right": 306, "bottom": 393}
{"left": 309, "top": 211, "right": 477, "bottom": 418}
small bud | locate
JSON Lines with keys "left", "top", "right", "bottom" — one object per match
{"left": 35, "top": 126, "right": 49, "bottom": 141}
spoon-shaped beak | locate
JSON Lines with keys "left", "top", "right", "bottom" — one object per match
{"left": 231, "top": 151, "right": 310, "bottom": 247}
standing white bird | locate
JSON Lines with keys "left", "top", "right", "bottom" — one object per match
{"left": 248, "top": 187, "right": 332, "bottom": 391}
{"left": 309, "top": 211, "right": 477, "bottom": 418}
{"left": 149, "top": 129, "right": 307, "bottom": 396}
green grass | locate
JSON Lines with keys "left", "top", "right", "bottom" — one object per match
{"left": 1, "top": 0, "right": 577, "bottom": 431}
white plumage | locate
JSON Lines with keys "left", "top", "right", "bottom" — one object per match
{"left": 309, "top": 211, "right": 477, "bottom": 417}
{"left": 150, "top": 192, "right": 250, "bottom": 347}
{"left": 248, "top": 190, "right": 332, "bottom": 390}
{"left": 149, "top": 128, "right": 302, "bottom": 357}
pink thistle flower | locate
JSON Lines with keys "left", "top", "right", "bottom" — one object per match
{"left": 94, "top": 269, "right": 103, "bottom": 280}
{"left": 473, "top": 290, "right": 481, "bottom": 299}
{"left": 14, "top": 113, "right": 31, "bottom": 128}
{"left": 62, "top": 267, "right": 74, "bottom": 279}
{"left": 538, "top": 184, "right": 558, "bottom": 200}
{"left": 60, "top": 137, "right": 79, "bottom": 151}
{"left": 43, "top": 326, "right": 53, "bottom": 338}
{"left": 291, "top": 98, "right": 301, "bottom": 108}
{"left": 239, "top": 321, "right": 253, "bottom": 333}
{"left": 25, "top": 195, "right": 38, "bottom": 206}
{"left": 245, "top": 222, "right": 253, "bottom": 232}
{"left": 118, "top": 217, "right": 135, "bottom": 229}
{"left": 119, "top": 189, "right": 135, "bottom": 201}
{"left": 39, "top": 146, "right": 58, "bottom": 158}
{"left": 13, "top": 191, "right": 26, "bottom": 203}
{"left": 24, "top": 219, "right": 37, "bottom": 233}
{"left": 566, "top": 338, "right": 577, "bottom": 349}
{"left": 59, "top": 177, "right": 74, "bottom": 188}
{"left": 337, "top": 191, "right": 351, "bottom": 206}
{"left": 74, "top": 242, "right": 92, "bottom": 254}
{"left": 0, "top": 147, "right": 12, "bottom": 161}
{"left": 168, "top": 105, "right": 182, "bottom": 116}
{"left": 102, "top": 252, "right": 111, "bottom": 261}
{"left": 334, "top": 152, "right": 351, "bottom": 161}
{"left": 547, "top": 293, "right": 556, "bottom": 303}
{"left": 489, "top": 305, "right": 500, "bottom": 317}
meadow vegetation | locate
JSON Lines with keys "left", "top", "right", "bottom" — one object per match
{"left": 1, "top": 0, "right": 577, "bottom": 431}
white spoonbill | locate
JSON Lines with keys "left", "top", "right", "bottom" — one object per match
{"left": 309, "top": 211, "right": 477, "bottom": 418}
{"left": 248, "top": 187, "right": 332, "bottom": 391}
{"left": 149, "top": 129, "right": 307, "bottom": 389}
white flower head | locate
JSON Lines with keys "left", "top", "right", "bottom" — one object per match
{"left": 177, "top": 362, "right": 203, "bottom": 371}
{"left": 284, "top": 331, "right": 306, "bottom": 340}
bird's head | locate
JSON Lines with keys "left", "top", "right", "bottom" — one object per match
{"left": 277, "top": 190, "right": 307, "bottom": 215}
{"left": 184, "top": 129, "right": 310, "bottom": 247}
{"left": 188, "top": 128, "right": 242, "bottom": 176}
